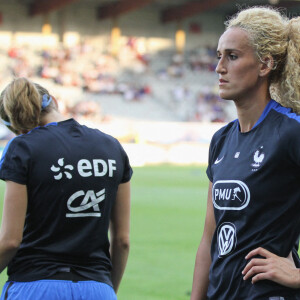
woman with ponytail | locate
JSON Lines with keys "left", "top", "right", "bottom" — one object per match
{"left": 0, "top": 78, "right": 132, "bottom": 300}
{"left": 191, "top": 6, "right": 300, "bottom": 300}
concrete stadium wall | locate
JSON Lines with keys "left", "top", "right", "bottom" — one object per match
{"left": 0, "top": 2, "right": 224, "bottom": 50}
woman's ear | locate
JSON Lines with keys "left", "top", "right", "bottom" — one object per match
{"left": 259, "top": 55, "right": 275, "bottom": 77}
{"left": 51, "top": 95, "right": 59, "bottom": 109}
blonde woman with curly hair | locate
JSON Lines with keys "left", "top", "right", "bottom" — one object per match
{"left": 191, "top": 6, "right": 300, "bottom": 300}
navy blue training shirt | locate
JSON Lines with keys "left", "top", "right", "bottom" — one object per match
{"left": 206, "top": 100, "right": 300, "bottom": 299}
{"left": 0, "top": 118, "right": 133, "bottom": 287}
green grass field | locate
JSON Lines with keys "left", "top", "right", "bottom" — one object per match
{"left": 0, "top": 165, "right": 209, "bottom": 299}
{"left": 117, "top": 165, "right": 208, "bottom": 300}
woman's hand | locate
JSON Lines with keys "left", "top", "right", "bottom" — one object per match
{"left": 242, "top": 247, "right": 300, "bottom": 289}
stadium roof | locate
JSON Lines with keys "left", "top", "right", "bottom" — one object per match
{"left": 10, "top": 0, "right": 300, "bottom": 21}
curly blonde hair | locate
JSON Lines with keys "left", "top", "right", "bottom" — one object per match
{"left": 226, "top": 6, "right": 300, "bottom": 113}
{"left": 0, "top": 78, "right": 53, "bottom": 134}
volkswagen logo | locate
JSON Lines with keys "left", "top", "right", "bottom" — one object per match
{"left": 217, "top": 222, "right": 237, "bottom": 257}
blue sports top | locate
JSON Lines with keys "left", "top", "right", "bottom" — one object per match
{"left": 206, "top": 100, "right": 300, "bottom": 299}
{"left": 0, "top": 119, "right": 133, "bottom": 287}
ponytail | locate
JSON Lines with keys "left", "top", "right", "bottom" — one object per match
{"left": 0, "top": 78, "right": 53, "bottom": 134}
{"left": 273, "top": 17, "right": 300, "bottom": 113}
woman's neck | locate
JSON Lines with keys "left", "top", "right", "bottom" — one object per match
{"left": 235, "top": 96, "right": 270, "bottom": 133}
{"left": 40, "top": 110, "right": 67, "bottom": 126}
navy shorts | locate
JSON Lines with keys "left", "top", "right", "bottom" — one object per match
{"left": 0, "top": 280, "right": 117, "bottom": 300}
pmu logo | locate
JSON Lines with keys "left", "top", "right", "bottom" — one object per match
{"left": 66, "top": 189, "right": 105, "bottom": 218}
{"left": 217, "top": 222, "right": 237, "bottom": 257}
{"left": 212, "top": 180, "right": 250, "bottom": 210}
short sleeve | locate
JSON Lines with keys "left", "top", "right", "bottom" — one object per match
{"left": 205, "top": 122, "right": 232, "bottom": 183}
{"left": 120, "top": 145, "right": 133, "bottom": 183}
{"left": 206, "top": 131, "right": 220, "bottom": 182}
{"left": 206, "top": 142, "right": 213, "bottom": 182}
{"left": 0, "top": 137, "right": 30, "bottom": 184}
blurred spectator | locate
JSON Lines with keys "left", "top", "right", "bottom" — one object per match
{"left": 1, "top": 38, "right": 230, "bottom": 126}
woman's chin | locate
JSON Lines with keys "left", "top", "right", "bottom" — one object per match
{"left": 218, "top": 92, "right": 233, "bottom": 101}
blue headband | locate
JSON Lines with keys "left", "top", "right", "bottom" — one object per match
{"left": 2, "top": 119, "right": 11, "bottom": 126}
{"left": 42, "top": 94, "right": 52, "bottom": 109}
{"left": 1, "top": 94, "right": 53, "bottom": 127}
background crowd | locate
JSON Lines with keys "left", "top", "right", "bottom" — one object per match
{"left": 0, "top": 37, "right": 232, "bottom": 130}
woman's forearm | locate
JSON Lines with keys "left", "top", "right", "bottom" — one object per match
{"left": 191, "top": 239, "right": 211, "bottom": 300}
{"left": 110, "top": 236, "right": 130, "bottom": 293}
{"left": 0, "top": 238, "right": 19, "bottom": 273}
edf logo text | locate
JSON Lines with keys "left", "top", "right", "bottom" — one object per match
{"left": 51, "top": 158, "right": 117, "bottom": 180}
